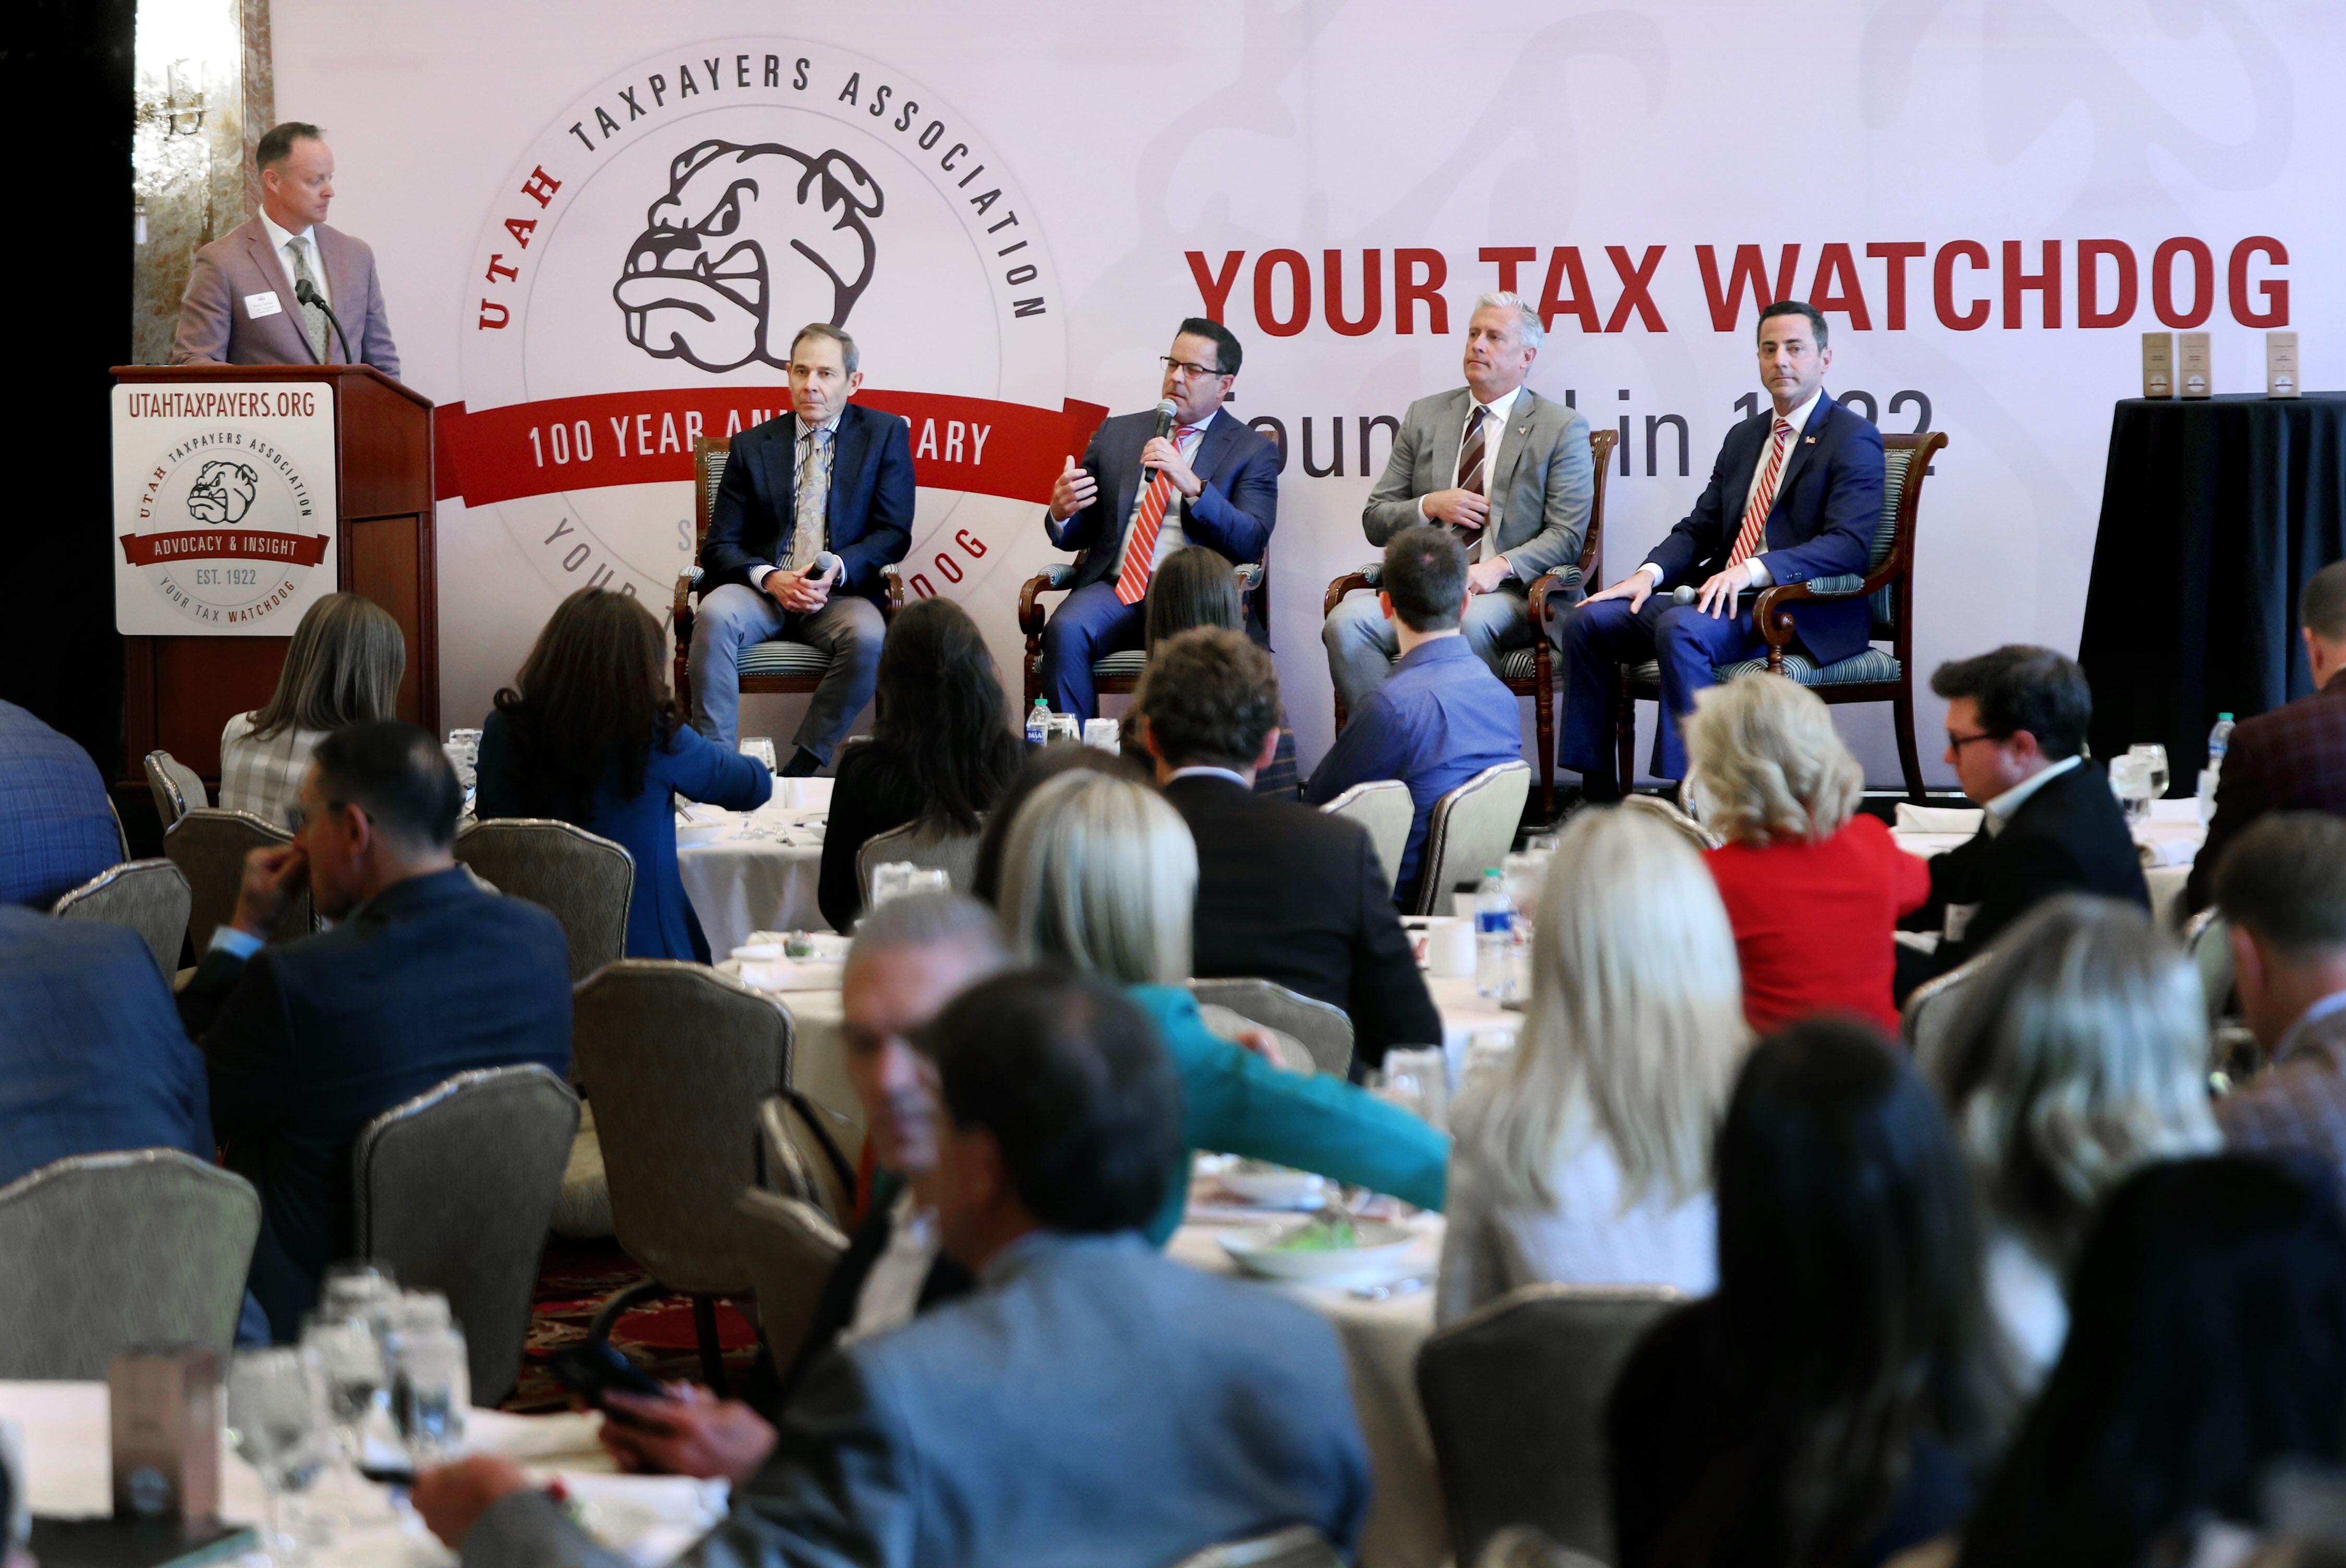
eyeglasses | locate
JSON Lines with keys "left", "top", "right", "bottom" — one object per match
{"left": 1159, "top": 356, "right": 1226, "bottom": 381}
{"left": 284, "top": 799, "right": 347, "bottom": 833}
{"left": 1945, "top": 730, "right": 2007, "bottom": 753}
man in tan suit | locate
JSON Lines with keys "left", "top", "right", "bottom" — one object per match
{"left": 171, "top": 121, "right": 400, "bottom": 376}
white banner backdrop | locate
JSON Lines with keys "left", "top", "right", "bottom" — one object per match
{"left": 273, "top": 0, "right": 2345, "bottom": 787}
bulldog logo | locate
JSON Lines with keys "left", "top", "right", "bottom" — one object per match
{"left": 186, "top": 459, "right": 260, "bottom": 524}
{"left": 613, "top": 140, "right": 885, "bottom": 373}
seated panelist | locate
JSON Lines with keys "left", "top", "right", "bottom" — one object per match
{"left": 690, "top": 323, "right": 914, "bottom": 774}
{"left": 1325, "top": 290, "right": 1593, "bottom": 715}
{"left": 1557, "top": 300, "right": 1884, "bottom": 792}
{"left": 1039, "top": 318, "right": 1279, "bottom": 723}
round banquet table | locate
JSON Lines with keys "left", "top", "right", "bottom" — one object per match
{"left": 2079, "top": 393, "right": 2346, "bottom": 779}
{"left": 677, "top": 800, "right": 830, "bottom": 957}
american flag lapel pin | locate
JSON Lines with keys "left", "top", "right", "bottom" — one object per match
{"left": 1804, "top": 436, "right": 1817, "bottom": 444}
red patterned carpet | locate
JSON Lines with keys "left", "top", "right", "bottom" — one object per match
{"left": 502, "top": 1237, "right": 761, "bottom": 1413}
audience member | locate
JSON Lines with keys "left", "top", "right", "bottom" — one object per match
{"left": 418, "top": 967, "right": 1373, "bottom": 1565}
{"left": 1608, "top": 1018, "right": 2014, "bottom": 1568}
{"left": 1930, "top": 896, "right": 2220, "bottom": 1385}
{"left": 0, "top": 702, "right": 119, "bottom": 910}
{"left": 1134, "top": 626, "right": 1440, "bottom": 1069}
{"left": 967, "top": 742, "right": 1144, "bottom": 908}
{"left": 1139, "top": 544, "right": 1299, "bottom": 795}
{"left": 2188, "top": 562, "right": 2346, "bottom": 914}
{"left": 178, "top": 722, "right": 571, "bottom": 1339}
{"left": 1952, "top": 1156, "right": 2346, "bottom": 1568}
{"left": 591, "top": 893, "right": 1011, "bottom": 1480}
{"left": 2213, "top": 813, "right": 2346, "bottom": 1186}
{"left": 816, "top": 598, "right": 1019, "bottom": 932}
{"left": 477, "top": 587, "right": 770, "bottom": 962}
{"left": 1900, "top": 646, "right": 2147, "bottom": 996}
{"left": 1685, "top": 671, "right": 1928, "bottom": 1032}
{"left": 219, "top": 592, "right": 405, "bottom": 826}
{"left": 1303, "top": 525, "right": 1522, "bottom": 900}
{"left": 1438, "top": 808, "right": 1749, "bottom": 1324}
{"left": 0, "top": 907, "right": 212, "bottom": 1189}
{"left": 997, "top": 768, "right": 1450, "bottom": 1238}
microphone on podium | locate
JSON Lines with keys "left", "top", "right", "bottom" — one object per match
{"left": 1141, "top": 398, "right": 1178, "bottom": 485}
{"left": 292, "top": 278, "right": 353, "bottom": 365}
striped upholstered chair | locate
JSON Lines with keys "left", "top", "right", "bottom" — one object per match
{"left": 1614, "top": 430, "right": 1948, "bottom": 801}
{"left": 673, "top": 436, "right": 904, "bottom": 719}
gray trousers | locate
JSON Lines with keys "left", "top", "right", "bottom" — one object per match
{"left": 689, "top": 581, "right": 884, "bottom": 763}
{"left": 1321, "top": 584, "right": 1534, "bottom": 713}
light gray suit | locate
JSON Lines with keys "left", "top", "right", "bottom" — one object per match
{"left": 170, "top": 217, "right": 400, "bottom": 377}
{"left": 1325, "top": 386, "right": 1594, "bottom": 712}
{"left": 459, "top": 1231, "right": 1371, "bottom": 1568}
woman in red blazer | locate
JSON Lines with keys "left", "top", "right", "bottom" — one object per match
{"left": 1685, "top": 673, "right": 1929, "bottom": 1033}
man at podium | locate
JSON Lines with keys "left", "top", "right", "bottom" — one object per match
{"left": 170, "top": 121, "right": 400, "bottom": 376}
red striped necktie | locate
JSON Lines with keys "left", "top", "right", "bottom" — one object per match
{"left": 1114, "top": 425, "right": 1200, "bottom": 605}
{"left": 1725, "top": 418, "right": 1796, "bottom": 570}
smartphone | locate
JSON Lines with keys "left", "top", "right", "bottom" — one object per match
{"left": 547, "top": 1342, "right": 671, "bottom": 1428}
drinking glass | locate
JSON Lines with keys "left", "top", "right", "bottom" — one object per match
{"left": 380, "top": 1295, "right": 469, "bottom": 1465}
{"left": 869, "top": 862, "right": 917, "bottom": 908}
{"left": 1371, "top": 1050, "right": 1450, "bottom": 1131}
{"left": 2109, "top": 755, "right": 2154, "bottom": 825}
{"left": 227, "top": 1348, "right": 329, "bottom": 1565}
{"left": 739, "top": 737, "right": 779, "bottom": 771}
{"left": 300, "top": 1312, "right": 387, "bottom": 1465}
{"left": 2129, "top": 742, "right": 2171, "bottom": 800}
{"left": 319, "top": 1261, "right": 398, "bottom": 1320}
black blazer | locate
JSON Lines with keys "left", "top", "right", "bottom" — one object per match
{"left": 1642, "top": 393, "right": 1885, "bottom": 666}
{"left": 1904, "top": 760, "right": 2151, "bottom": 978}
{"left": 701, "top": 401, "right": 916, "bottom": 604}
{"left": 176, "top": 867, "right": 573, "bottom": 1340}
{"left": 1045, "top": 408, "right": 1280, "bottom": 640}
{"left": 1165, "top": 774, "right": 1442, "bottom": 1070}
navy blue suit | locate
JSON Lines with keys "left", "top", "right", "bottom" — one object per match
{"left": 176, "top": 867, "right": 572, "bottom": 1340}
{"left": 0, "top": 702, "right": 119, "bottom": 910}
{"left": 1040, "top": 407, "right": 1280, "bottom": 720}
{"left": 1559, "top": 393, "right": 1884, "bottom": 783}
{"left": 701, "top": 402, "right": 915, "bottom": 606}
{"left": 0, "top": 908, "right": 213, "bottom": 1191}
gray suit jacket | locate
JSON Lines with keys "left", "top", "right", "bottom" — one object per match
{"left": 462, "top": 1232, "right": 1371, "bottom": 1568}
{"left": 1362, "top": 387, "right": 1594, "bottom": 595}
{"left": 170, "top": 216, "right": 401, "bottom": 377}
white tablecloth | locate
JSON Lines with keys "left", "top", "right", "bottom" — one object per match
{"left": 1890, "top": 795, "right": 2204, "bottom": 928}
{"left": 717, "top": 964, "right": 862, "bottom": 1168}
{"left": 0, "top": 1381, "right": 721, "bottom": 1567}
{"left": 677, "top": 797, "right": 831, "bottom": 958}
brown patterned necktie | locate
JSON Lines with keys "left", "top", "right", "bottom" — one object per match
{"left": 1453, "top": 402, "right": 1490, "bottom": 554}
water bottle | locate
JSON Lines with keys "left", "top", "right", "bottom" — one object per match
{"left": 2199, "top": 712, "right": 2234, "bottom": 825}
{"left": 2207, "top": 712, "right": 2234, "bottom": 764}
{"left": 1473, "top": 868, "right": 1516, "bottom": 1001}
{"left": 1026, "top": 697, "right": 1052, "bottom": 748}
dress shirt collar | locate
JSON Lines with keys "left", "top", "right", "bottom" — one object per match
{"left": 2277, "top": 989, "right": 2346, "bottom": 1065}
{"left": 795, "top": 408, "right": 844, "bottom": 442}
{"left": 1770, "top": 386, "right": 1824, "bottom": 436}
{"left": 1167, "top": 765, "right": 1250, "bottom": 789}
{"left": 259, "top": 210, "right": 316, "bottom": 258}
{"left": 1471, "top": 385, "right": 1524, "bottom": 425}
{"left": 1392, "top": 630, "right": 1473, "bottom": 675}
{"left": 1179, "top": 407, "right": 1220, "bottom": 439}
{"left": 1981, "top": 753, "right": 2082, "bottom": 835}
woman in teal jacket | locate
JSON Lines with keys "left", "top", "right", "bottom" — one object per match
{"left": 994, "top": 766, "right": 1448, "bottom": 1242}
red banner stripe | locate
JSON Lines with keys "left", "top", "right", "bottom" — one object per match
{"left": 431, "top": 388, "right": 1107, "bottom": 509}
{"left": 119, "top": 530, "right": 332, "bottom": 568}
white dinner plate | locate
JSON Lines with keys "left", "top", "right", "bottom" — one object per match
{"left": 1216, "top": 1167, "right": 1328, "bottom": 1210}
{"left": 1218, "top": 1219, "right": 1415, "bottom": 1281}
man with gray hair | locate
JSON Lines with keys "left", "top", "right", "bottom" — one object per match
{"left": 2213, "top": 812, "right": 2346, "bottom": 1189}
{"left": 2186, "top": 559, "right": 2346, "bottom": 913}
{"left": 690, "top": 321, "right": 914, "bottom": 772}
{"left": 1325, "top": 291, "right": 1594, "bottom": 711}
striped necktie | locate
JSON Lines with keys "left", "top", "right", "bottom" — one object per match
{"left": 1114, "top": 425, "right": 1200, "bottom": 606}
{"left": 1726, "top": 418, "right": 1797, "bottom": 569}
{"left": 1454, "top": 403, "right": 1492, "bottom": 556}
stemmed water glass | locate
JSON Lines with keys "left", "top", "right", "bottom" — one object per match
{"left": 2128, "top": 742, "right": 2171, "bottom": 801}
{"left": 227, "top": 1348, "right": 329, "bottom": 1565}
{"left": 379, "top": 1293, "right": 470, "bottom": 1465}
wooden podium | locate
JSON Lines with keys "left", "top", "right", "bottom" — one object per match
{"left": 112, "top": 364, "right": 437, "bottom": 782}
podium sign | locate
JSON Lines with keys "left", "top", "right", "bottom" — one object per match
{"left": 112, "top": 381, "right": 340, "bottom": 635}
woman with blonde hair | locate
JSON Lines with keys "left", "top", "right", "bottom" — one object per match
{"left": 995, "top": 767, "right": 1449, "bottom": 1242}
{"left": 1685, "top": 670, "right": 1928, "bottom": 1032}
{"left": 1438, "top": 808, "right": 1750, "bottom": 1324}
{"left": 1934, "top": 895, "right": 2221, "bottom": 1384}
{"left": 218, "top": 592, "right": 405, "bottom": 824}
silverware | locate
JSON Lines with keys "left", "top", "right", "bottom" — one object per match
{"left": 1348, "top": 1274, "right": 1430, "bottom": 1301}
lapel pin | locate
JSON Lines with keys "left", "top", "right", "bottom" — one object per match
{"left": 1804, "top": 436, "right": 1817, "bottom": 444}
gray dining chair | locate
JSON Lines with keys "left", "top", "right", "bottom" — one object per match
{"left": 1416, "top": 1283, "right": 1681, "bottom": 1568}
{"left": 0, "top": 1149, "right": 260, "bottom": 1379}
{"left": 165, "top": 808, "right": 314, "bottom": 951}
{"left": 572, "top": 960, "right": 793, "bottom": 1391}
{"left": 856, "top": 820, "right": 984, "bottom": 903}
{"left": 350, "top": 1064, "right": 581, "bottom": 1403}
{"left": 50, "top": 858, "right": 191, "bottom": 975}
{"left": 144, "top": 749, "right": 208, "bottom": 828}
{"left": 1186, "top": 978, "right": 1355, "bottom": 1077}
{"left": 1169, "top": 1525, "right": 1344, "bottom": 1568}
{"left": 2182, "top": 905, "right": 2237, "bottom": 1028}
{"left": 1317, "top": 780, "right": 1413, "bottom": 898}
{"left": 1413, "top": 761, "right": 1533, "bottom": 916}
{"left": 735, "top": 1187, "right": 849, "bottom": 1379}
{"left": 453, "top": 818, "right": 634, "bottom": 983}
{"left": 756, "top": 1094, "right": 857, "bottom": 1231}
{"left": 1901, "top": 947, "right": 1998, "bottom": 1084}
{"left": 1616, "top": 792, "right": 1722, "bottom": 851}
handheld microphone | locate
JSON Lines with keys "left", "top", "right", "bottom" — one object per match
{"left": 1671, "top": 584, "right": 1697, "bottom": 606}
{"left": 293, "top": 278, "right": 353, "bottom": 365}
{"left": 1140, "top": 398, "right": 1178, "bottom": 485}
{"left": 811, "top": 549, "right": 841, "bottom": 583}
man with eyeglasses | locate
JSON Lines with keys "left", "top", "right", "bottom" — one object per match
{"left": 1897, "top": 645, "right": 2148, "bottom": 997}
{"left": 1037, "top": 318, "right": 1279, "bottom": 722}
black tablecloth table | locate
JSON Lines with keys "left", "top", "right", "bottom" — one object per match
{"left": 2079, "top": 393, "right": 2346, "bottom": 785}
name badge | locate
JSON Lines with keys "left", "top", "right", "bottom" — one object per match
{"left": 243, "top": 290, "right": 283, "bottom": 321}
{"left": 1942, "top": 903, "right": 1980, "bottom": 945}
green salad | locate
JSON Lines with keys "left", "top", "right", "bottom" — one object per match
{"left": 1267, "top": 1215, "right": 1359, "bottom": 1253}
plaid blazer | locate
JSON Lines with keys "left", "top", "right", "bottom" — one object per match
{"left": 2216, "top": 1000, "right": 2346, "bottom": 1184}
{"left": 0, "top": 702, "right": 119, "bottom": 909}
{"left": 2186, "top": 676, "right": 2346, "bottom": 913}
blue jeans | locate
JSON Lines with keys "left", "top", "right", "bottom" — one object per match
{"left": 1321, "top": 585, "right": 1532, "bottom": 715}
{"left": 689, "top": 582, "right": 884, "bottom": 762}
{"left": 1558, "top": 592, "right": 1766, "bottom": 785}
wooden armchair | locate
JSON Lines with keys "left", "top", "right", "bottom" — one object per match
{"left": 673, "top": 436, "right": 905, "bottom": 715}
{"left": 1613, "top": 430, "right": 1948, "bottom": 798}
{"left": 1322, "top": 426, "right": 1618, "bottom": 818}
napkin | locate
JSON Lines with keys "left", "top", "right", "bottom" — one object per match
{"left": 1895, "top": 803, "right": 1984, "bottom": 835}
{"left": 738, "top": 958, "right": 846, "bottom": 992}
{"left": 781, "top": 778, "right": 835, "bottom": 812}
{"left": 2138, "top": 836, "right": 2198, "bottom": 867}
{"left": 545, "top": 1473, "right": 730, "bottom": 1567}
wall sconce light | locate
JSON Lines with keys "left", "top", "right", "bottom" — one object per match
{"left": 166, "top": 58, "right": 206, "bottom": 137}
